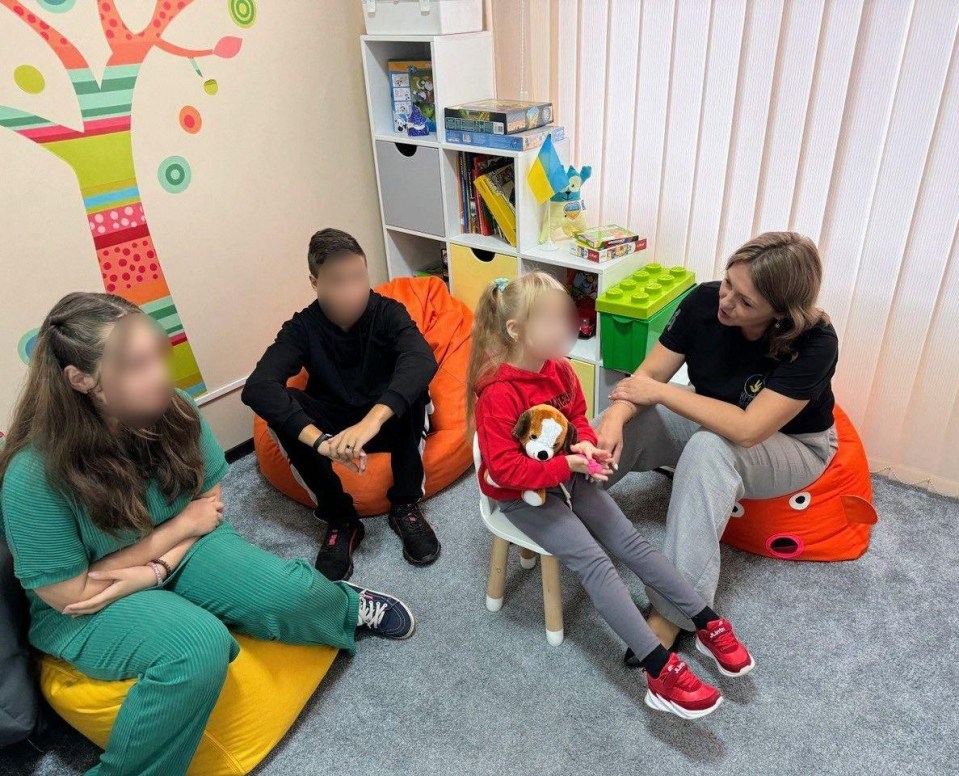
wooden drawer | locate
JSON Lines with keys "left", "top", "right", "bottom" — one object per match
{"left": 569, "top": 358, "right": 596, "bottom": 420}
{"left": 448, "top": 243, "right": 518, "bottom": 311}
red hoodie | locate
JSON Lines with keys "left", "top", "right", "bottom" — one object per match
{"left": 474, "top": 358, "right": 598, "bottom": 501}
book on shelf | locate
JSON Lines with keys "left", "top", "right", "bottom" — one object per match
{"left": 456, "top": 151, "right": 511, "bottom": 243}
{"left": 474, "top": 164, "right": 517, "bottom": 247}
{"left": 570, "top": 236, "right": 648, "bottom": 263}
{"left": 445, "top": 99, "right": 553, "bottom": 136}
{"left": 445, "top": 125, "right": 564, "bottom": 151}
{"left": 575, "top": 224, "right": 641, "bottom": 251}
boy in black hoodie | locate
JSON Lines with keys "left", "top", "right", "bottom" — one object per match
{"left": 242, "top": 229, "right": 440, "bottom": 580}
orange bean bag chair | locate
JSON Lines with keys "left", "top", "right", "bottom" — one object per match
{"left": 253, "top": 276, "right": 473, "bottom": 516}
{"left": 720, "top": 406, "right": 878, "bottom": 561}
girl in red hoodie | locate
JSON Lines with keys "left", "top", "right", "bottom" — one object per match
{"left": 469, "top": 273, "right": 754, "bottom": 720}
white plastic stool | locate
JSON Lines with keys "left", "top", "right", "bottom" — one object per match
{"left": 473, "top": 435, "right": 564, "bottom": 646}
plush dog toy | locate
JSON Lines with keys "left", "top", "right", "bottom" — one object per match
{"left": 485, "top": 404, "right": 577, "bottom": 506}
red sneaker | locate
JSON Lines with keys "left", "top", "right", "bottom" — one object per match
{"left": 695, "top": 618, "right": 755, "bottom": 677}
{"left": 644, "top": 653, "right": 723, "bottom": 720}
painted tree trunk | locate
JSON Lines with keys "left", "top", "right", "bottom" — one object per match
{"left": 0, "top": 64, "right": 205, "bottom": 395}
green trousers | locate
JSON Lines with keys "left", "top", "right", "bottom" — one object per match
{"left": 54, "top": 525, "right": 360, "bottom": 776}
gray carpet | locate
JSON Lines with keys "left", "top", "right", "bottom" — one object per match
{"left": 4, "top": 455, "right": 957, "bottom": 776}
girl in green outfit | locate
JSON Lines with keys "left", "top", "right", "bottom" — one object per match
{"left": 0, "top": 292, "right": 416, "bottom": 776}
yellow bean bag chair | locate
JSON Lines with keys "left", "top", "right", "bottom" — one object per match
{"left": 39, "top": 635, "right": 338, "bottom": 776}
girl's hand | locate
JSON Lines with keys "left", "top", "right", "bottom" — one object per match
{"left": 594, "top": 410, "right": 626, "bottom": 466}
{"left": 569, "top": 441, "right": 612, "bottom": 464}
{"left": 63, "top": 566, "right": 158, "bottom": 616}
{"left": 176, "top": 496, "right": 224, "bottom": 538}
{"left": 609, "top": 373, "right": 663, "bottom": 407}
{"left": 565, "top": 453, "right": 611, "bottom": 482}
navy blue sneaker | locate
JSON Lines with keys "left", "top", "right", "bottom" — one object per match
{"left": 345, "top": 582, "right": 416, "bottom": 640}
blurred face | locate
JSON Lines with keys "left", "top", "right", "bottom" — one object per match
{"left": 509, "top": 289, "right": 577, "bottom": 361}
{"left": 718, "top": 262, "right": 778, "bottom": 331}
{"left": 311, "top": 252, "right": 371, "bottom": 327}
{"left": 95, "top": 314, "right": 174, "bottom": 427}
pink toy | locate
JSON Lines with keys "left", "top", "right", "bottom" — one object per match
{"left": 586, "top": 458, "right": 605, "bottom": 476}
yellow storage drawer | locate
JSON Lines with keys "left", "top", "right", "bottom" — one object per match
{"left": 448, "top": 243, "right": 518, "bottom": 311}
{"left": 569, "top": 358, "right": 596, "bottom": 420}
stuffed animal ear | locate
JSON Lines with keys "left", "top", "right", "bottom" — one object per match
{"left": 512, "top": 411, "right": 533, "bottom": 441}
{"left": 580, "top": 165, "right": 593, "bottom": 182}
{"left": 563, "top": 420, "right": 578, "bottom": 451}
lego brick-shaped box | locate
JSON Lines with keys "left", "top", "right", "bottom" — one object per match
{"left": 596, "top": 264, "right": 696, "bottom": 372}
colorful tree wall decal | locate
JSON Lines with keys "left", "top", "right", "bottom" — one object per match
{"left": 0, "top": 0, "right": 253, "bottom": 396}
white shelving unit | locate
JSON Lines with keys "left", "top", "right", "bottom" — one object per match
{"left": 360, "top": 31, "right": 646, "bottom": 417}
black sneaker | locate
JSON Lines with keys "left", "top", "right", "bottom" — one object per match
{"left": 388, "top": 503, "right": 440, "bottom": 565}
{"left": 314, "top": 515, "right": 365, "bottom": 581}
{"left": 345, "top": 582, "right": 415, "bottom": 639}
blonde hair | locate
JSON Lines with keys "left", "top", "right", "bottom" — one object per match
{"left": 465, "top": 271, "right": 568, "bottom": 432}
{"left": 726, "top": 231, "right": 829, "bottom": 360}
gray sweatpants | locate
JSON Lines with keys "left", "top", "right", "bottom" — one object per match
{"left": 600, "top": 402, "right": 838, "bottom": 631}
{"left": 501, "top": 473, "right": 710, "bottom": 661}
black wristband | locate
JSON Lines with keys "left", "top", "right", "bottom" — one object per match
{"left": 312, "top": 433, "right": 333, "bottom": 452}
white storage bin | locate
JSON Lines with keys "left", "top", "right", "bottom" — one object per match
{"left": 361, "top": 0, "right": 483, "bottom": 36}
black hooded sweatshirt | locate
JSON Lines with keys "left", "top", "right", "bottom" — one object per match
{"left": 241, "top": 292, "right": 437, "bottom": 440}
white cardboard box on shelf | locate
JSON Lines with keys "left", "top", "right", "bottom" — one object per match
{"left": 361, "top": 0, "right": 483, "bottom": 36}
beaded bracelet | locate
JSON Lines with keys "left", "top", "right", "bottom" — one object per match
{"left": 151, "top": 558, "right": 173, "bottom": 578}
{"left": 147, "top": 561, "right": 164, "bottom": 588}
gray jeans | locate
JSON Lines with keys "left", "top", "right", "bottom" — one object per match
{"left": 599, "top": 402, "right": 838, "bottom": 630}
{"left": 501, "top": 474, "right": 710, "bottom": 661}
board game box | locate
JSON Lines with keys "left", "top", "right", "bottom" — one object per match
{"left": 389, "top": 60, "right": 435, "bottom": 135}
{"left": 444, "top": 99, "right": 553, "bottom": 135}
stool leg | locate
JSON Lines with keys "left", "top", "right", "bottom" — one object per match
{"left": 540, "top": 554, "right": 564, "bottom": 646}
{"left": 519, "top": 547, "right": 537, "bottom": 569}
{"left": 486, "top": 536, "right": 509, "bottom": 612}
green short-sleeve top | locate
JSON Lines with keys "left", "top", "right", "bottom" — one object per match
{"left": 0, "top": 390, "right": 229, "bottom": 652}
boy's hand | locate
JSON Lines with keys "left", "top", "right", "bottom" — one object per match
{"left": 327, "top": 417, "right": 381, "bottom": 473}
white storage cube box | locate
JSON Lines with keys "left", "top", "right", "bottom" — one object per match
{"left": 375, "top": 140, "right": 447, "bottom": 237}
{"left": 361, "top": 0, "right": 483, "bottom": 36}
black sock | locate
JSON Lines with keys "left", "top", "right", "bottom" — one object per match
{"left": 639, "top": 645, "right": 671, "bottom": 678}
{"left": 690, "top": 606, "right": 720, "bottom": 630}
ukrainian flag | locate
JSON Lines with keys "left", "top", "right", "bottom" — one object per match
{"left": 526, "top": 133, "right": 568, "bottom": 204}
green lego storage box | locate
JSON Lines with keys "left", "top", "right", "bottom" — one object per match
{"left": 596, "top": 264, "right": 696, "bottom": 372}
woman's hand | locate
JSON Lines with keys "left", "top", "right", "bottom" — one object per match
{"left": 609, "top": 373, "right": 664, "bottom": 407}
{"left": 594, "top": 407, "right": 628, "bottom": 465}
{"left": 175, "top": 495, "right": 224, "bottom": 539}
{"left": 62, "top": 565, "right": 158, "bottom": 616}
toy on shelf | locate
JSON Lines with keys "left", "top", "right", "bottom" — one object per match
{"left": 567, "top": 269, "right": 597, "bottom": 339}
{"left": 389, "top": 60, "right": 435, "bottom": 137}
{"left": 540, "top": 164, "right": 592, "bottom": 245}
{"left": 526, "top": 133, "right": 572, "bottom": 249}
{"left": 484, "top": 404, "right": 575, "bottom": 507}
{"left": 595, "top": 263, "right": 696, "bottom": 372}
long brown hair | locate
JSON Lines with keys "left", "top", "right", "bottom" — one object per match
{"left": 0, "top": 292, "right": 205, "bottom": 534}
{"left": 465, "top": 272, "right": 567, "bottom": 433}
{"left": 726, "top": 231, "right": 829, "bottom": 359}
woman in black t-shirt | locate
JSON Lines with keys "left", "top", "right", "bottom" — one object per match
{"left": 594, "top": 232, "right": 839, "bottom": 651}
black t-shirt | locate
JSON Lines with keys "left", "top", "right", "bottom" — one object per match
{"left": 658, "top": 281, "right": 838, "bottom": 435}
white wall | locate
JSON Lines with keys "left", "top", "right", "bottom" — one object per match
{"left": 0, "top": 0, "right": 385, "bottom": 449}
{"left": 491, "top": 0, "right": 959, "bottom": 496}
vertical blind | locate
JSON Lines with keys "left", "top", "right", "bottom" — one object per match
{"left": 489, "top": 0, "right": 959, "bottom": 496}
